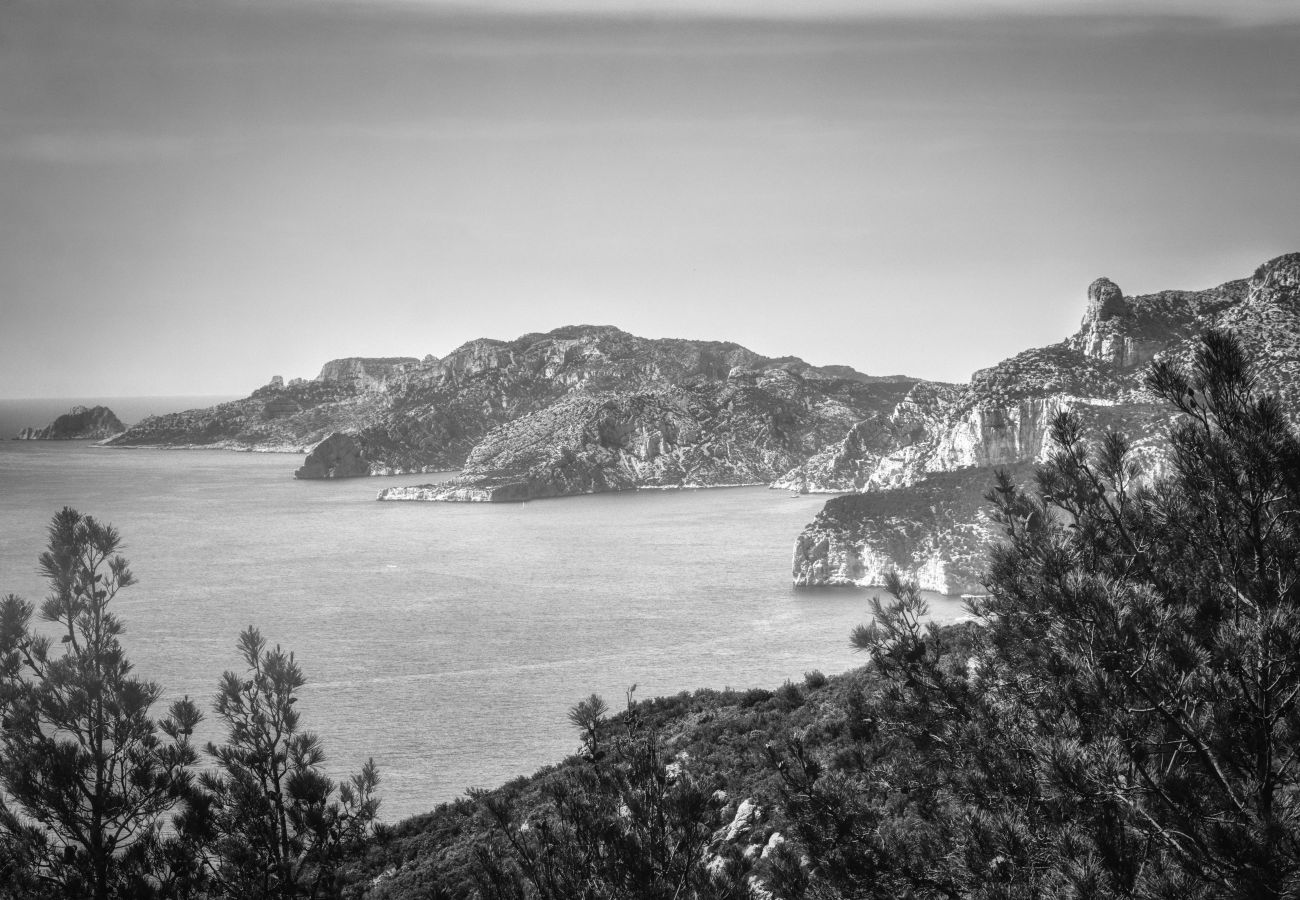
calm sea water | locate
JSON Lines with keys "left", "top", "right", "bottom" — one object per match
{"left": 0, "top": 400, "right": 969, "bottom": 822}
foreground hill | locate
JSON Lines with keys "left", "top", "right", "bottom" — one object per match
{"left": 792, "top": 251, "right": 1300, "bottom": 594}
{"left": 342, "top": 655, "right": 942, "bottom": 900}
{"left": 106, "top": 326, "right": 917, "bottom": 497}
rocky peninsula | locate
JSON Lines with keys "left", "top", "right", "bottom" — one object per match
{"left": 106, "top": 326, "right": 918, "bottom": 496}
{"left": 14, "top": 405, "right": 125, "bottom": 441}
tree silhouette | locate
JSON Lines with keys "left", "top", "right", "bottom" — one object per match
{"left": 0, "top": 508, "right": 201, "bottom": 900}
{"left": 200, "top": 627, "right": 379, "bottom": 899}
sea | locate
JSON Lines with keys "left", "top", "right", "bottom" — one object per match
{"left": 0, "top": 397, "right": 970, "bottom": 822}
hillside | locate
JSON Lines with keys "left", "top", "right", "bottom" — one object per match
{"left": 340, "top": 645, "right": 978, "bottom": 900}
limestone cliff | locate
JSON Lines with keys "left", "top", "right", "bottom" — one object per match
{"left": 792, "top": 465, "right": 1031, "bottom": 595}
{"left": 793, "top": 252, "right": 1300, "bottom": 592}
{"left": 317, "top": 357, "right": 418, "bottom": 392}
{"left": 107, "top": 326, "right": 916, "bottom": 490}
{"left": 15, "top": 405, "right": 126, "bottom": 441}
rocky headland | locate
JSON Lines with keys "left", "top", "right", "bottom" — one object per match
{"left": 14, "top": 405, "right": 126, "bottom": 441}
{"left": 791, "top": 251, "right": 1300, "bottom": 593}
{"left": 106, "top": 325, "right": 918, "bottom": 496}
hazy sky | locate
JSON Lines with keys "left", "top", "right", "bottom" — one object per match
{"left": 1, "top": 0, "right": 1297, "bottom": 397}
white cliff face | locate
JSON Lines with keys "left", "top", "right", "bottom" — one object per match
{"left": 928, "top": 396, "right": 1077, "bottom": 471}
{"left": 791, "top": 391, "right": 1117, "bottom": 496}
{"left": 792, "top": 515, "right": 992, "bottom": 595}
{"left": 1074, "top": 320, "right": 1165, "bottom": 369}
{"left": 791, "top": 465, "right": 1011, "bottom": 595}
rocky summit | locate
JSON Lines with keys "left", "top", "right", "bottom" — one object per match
{"left": 791, "top": 252, "right": 1300, "bottom": 594}
{"left": 15, "top": 405, "right": 125, "bottom": 441}
{"left": 105, "top": 325, "right": 918, "bottom": 495}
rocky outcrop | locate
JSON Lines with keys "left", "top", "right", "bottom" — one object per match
{"left": 793, "top": 252, "right": 1300, "bottom": 593}
{"left": 15, "top": 405, "right": 126, "bottom": 441}
{"left": 294, "top": 432, "right": 370, "bottom": 479}
{"left": 317, "top": 357, "right": 418, "bottom": 392}
{"left": 107, "top": 325, "right": 916, "bottom": 488}
{"left": 1068, "top": 276, "right": 1245, "bottom": 371}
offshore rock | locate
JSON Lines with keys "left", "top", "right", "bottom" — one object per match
{"left": 14, "top": 405, "right": 125, "bottom": 441}
{"left": 793, "top": 252, "right": 1300, "bottom": 593}
{"left": 294, "top": 432, "right": 369, "bottom": 479}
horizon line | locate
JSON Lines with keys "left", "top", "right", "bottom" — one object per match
{"left": 297, "top": 0, "right": 1300, "bottom": 26}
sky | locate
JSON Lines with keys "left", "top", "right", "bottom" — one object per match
{"left": 1, "top": 0, "right": 1298, "bottom": 397}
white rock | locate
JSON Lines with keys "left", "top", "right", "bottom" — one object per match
{"left": 725, "top": 799, "right": 760, "bottom": 842}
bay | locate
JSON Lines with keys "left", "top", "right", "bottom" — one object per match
{"left": 0, "top": 412, "right": 970, "bottom": 822}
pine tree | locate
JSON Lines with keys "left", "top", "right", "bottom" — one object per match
{"left": 200, "top": 627, "right": 379, "bottom": 899}
{"left": 0, "top": 508, "right": 202, "bottom": 900}
{"left": 977, "top": 329, "right": 1300, "bottom": 897}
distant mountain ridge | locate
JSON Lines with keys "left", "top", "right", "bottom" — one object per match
{"left": 791, "top": 251, "right": 1300, "bottom": 594}
{"left": 107, "top": 326, "right": 919, "bottom": 495}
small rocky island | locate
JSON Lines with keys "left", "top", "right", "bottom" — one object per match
{"left": 15, "top": 405, "right": 126, "bottom": 441}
